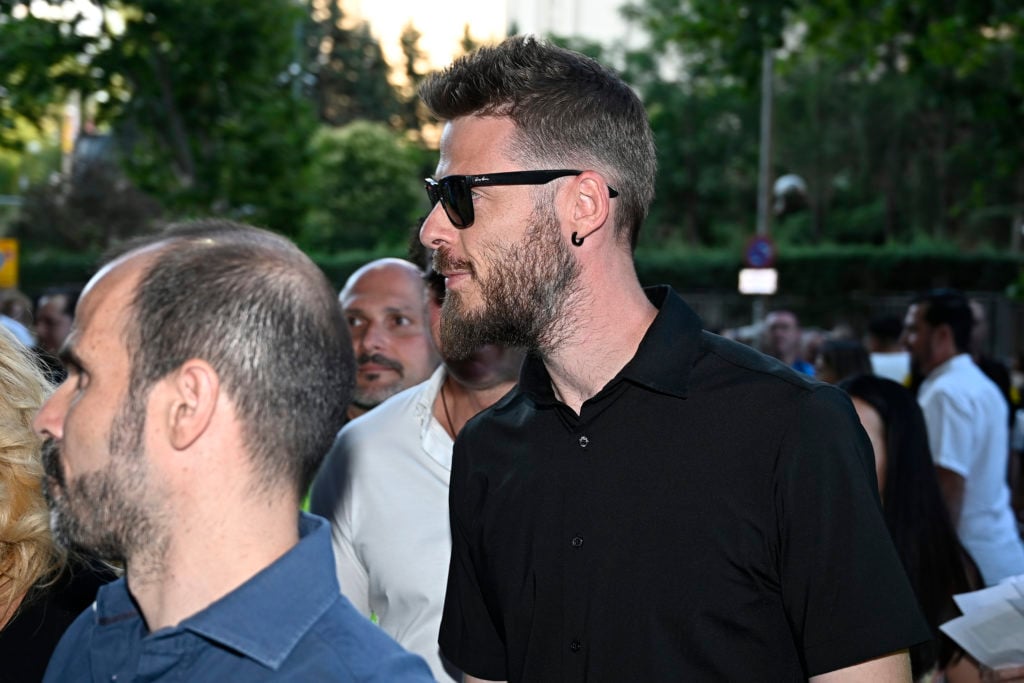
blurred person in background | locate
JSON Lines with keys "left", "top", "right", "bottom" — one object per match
{"left": 866, "top": 314, "right": 911, "bottom": 383}
{"left": 763, "top": 309, "right": 815, "bottom": 375}
{"left": 0, "top": 288, "right": 36, "bottom": 347}
{"left": 815, "top": 338, "right": 873, "bottom": 384}
{"left": 312, "top": 232, "right": 524, "bottom": 681}
{"left": 33, "top": 287, "right": 80, "bottom": 383}
{"left": 903, "top": 289, "right": 1024, "bottom": 585}
{"left": 968, "top": 299, "right": 1014, "bottom": 417}
{"left": 339, "top": 258, "right": 440, "bottom": 424}
{"left": 841, "top": 374, "right": 983, "bottom": 682}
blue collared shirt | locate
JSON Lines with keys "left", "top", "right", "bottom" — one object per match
{"left": 44, "top": 513, "right": 435, "bottom": 682}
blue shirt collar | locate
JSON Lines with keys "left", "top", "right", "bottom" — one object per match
{"left": 94, "top": 513, "right": 340, "bottom": 671}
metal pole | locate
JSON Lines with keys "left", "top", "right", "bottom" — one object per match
{"left": 752, "top": 47, "right": 774, "bottom": 327}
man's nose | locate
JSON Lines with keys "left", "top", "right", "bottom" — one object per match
{"left": 357, "top": 320, "right": 390, "bottom": 354}
{"left": 420, "top": 204, "right": 457, "bottom": 250}
{"left": 33, "top": 382, "right": 70, "bottom": 441}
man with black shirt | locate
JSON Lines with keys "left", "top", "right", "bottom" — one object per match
{"left": 419, "top": 36, "right": 929, "bottom": 683}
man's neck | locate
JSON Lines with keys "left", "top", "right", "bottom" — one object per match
{"left": 543, "top": 279, "right": 657, "bottom": 415}
{"left": 346, "top": 403, "right": 369, "bottom": 421}
{"left": 436, "top": 372, "right": 517, "bottom": 438}
{"left": 925, "top": 351, "right": 963, "bottom": 378}
{"left": 126, "top": 496, "right": 300, "bottom": 632}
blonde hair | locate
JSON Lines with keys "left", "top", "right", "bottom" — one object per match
{"left": 0, "top": 328, "right": 62, "bottom": 613}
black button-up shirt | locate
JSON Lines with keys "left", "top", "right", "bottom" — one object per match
{"left": 440, "top": 286, "right": 929, "bottom": 682}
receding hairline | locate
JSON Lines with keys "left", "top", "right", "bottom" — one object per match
{"left": 340, "top": 258, "right": 425, "bottom": 300}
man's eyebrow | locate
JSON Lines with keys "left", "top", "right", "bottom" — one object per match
{"left": 344, "top": 305, "right": 417, "bottom": 317}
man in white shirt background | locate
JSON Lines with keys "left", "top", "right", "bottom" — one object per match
{"left": 902, "top": 288, "right": 1024, "bottom": 585}
{"left": 312, "top": 260, "right": 523, "bottom": 681}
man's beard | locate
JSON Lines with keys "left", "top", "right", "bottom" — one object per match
{"left": 435, "top": 203, "right": 580, "bottom": 360}
{"left": 41, "top": 388, "right": 165, "bottom": 564}
{"left": 351, "top": 353, "right": 405, "bottom": 409}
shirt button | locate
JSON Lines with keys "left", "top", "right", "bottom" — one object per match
{"left": 571, "top": 535, "right": 584, "bottom": 547}
{"left": 570, "top": 640, "right": 582, "bottom": 652}
{"left": 578, "top": 435, "right": 589, "bottom": 448}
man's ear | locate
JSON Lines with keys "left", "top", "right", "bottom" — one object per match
{"left": 934, "top": 323, "right": 957, "bottom": 354}
{"left": 166, "top": 359, "right": 219, "bottom": 451}
{"left": 565, "top": 172, "right": 614, "bottom": 244}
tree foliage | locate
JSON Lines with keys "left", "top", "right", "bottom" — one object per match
{"left": 307, "top": 1, "right": 401, "bottom": 127}
{"left": 13, "top": 159, "right": 161, "bottom": 250}
{"left": 0, "top": 0, "right": 318, "bottom": 238}
{"left": 622, "top": 0, "right": 1024, "bottom": 249}
{"left": 301, "top": 120, "right": 431, "bottom": 252}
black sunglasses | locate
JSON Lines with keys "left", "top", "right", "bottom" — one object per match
{"left": 424, "top": 169, "right": 619, "bottom": 229}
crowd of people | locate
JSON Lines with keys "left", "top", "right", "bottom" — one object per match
{"left": 2, "top": 34, "right": 1023, "bottom": 683}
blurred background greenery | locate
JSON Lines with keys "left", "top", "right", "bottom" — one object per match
{"left": 1, "top": 0, "right": 1022, "bottom": 326}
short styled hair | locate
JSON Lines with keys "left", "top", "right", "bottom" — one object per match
{"left": 912, "top": 289, "right": 973, "bottom": 354}
{"left": 117, "top": 220, "right": 355, "bottom": 495}
{"left": 419, "top": 35, "right": 656, "bottom": 249}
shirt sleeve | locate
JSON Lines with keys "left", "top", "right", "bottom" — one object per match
{"left": 438, "top": 436, "right": 509, "bottom": 681}
{"left": 309, "top": 433, "right": 371, "bottom": 617}
{"left": 919, "top": 387, "right": 974, "bottom": 477}
{"left": 776, "top": 386, "right": 931, "bottom": 676}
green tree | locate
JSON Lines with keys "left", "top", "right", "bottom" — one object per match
{"left": 624, "top": 0, "right": 1024, "bottom": 249}
{"left": 301, "top": 120, "right": 430, "bottom": 252}
{"left": 397, "top": 22, "right": 429, "bottom": 134}
{"left": 460, "top": 23, "right": 481, "bottom": 54}
{"left": 307, "top": 1, "right": 401, "bottom": 127}
{"left": 0, "top": 0, "right": 318, "bottom": 238}
{"left": 13, "top": 159, "right": 162, "bottom": 251}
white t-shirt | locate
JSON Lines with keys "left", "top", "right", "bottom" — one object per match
{"left": 310, "top": 367, "right": 460, "bottom": 682}
{"left": 919, "top": 354, "right": 1024, "bottom": 585}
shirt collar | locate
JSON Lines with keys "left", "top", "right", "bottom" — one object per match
{"left": 923, "top": 352, "right": 972, "bottom": 385}
{"left": 416, "top": 365, "right": 454, "bottom": 470}
{"left": 518, "top": 285, "right": 702, "bottom": 404}
{"left": 95, "top": 513, "right": 341, "bottom": 671}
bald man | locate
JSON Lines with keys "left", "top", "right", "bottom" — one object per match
{"left": 340, "top": 258, "right": 440, "bottom": 421}
{"left": 36, "top": 220, "right": 433, "bottom": 682}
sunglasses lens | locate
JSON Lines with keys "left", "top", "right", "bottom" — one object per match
{"left": 424, "top": 180, "right": 443, "bottom": 209}
{"left": 439, "top": 177, "right": 472, "bottom": 228}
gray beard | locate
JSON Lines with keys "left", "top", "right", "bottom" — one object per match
{"left": 437, "top": 207, "right": 580, "bottom": 361}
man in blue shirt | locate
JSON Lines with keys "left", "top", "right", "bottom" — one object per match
{"left": 764, "top": 309, "right": 816, "bottom": 375}
{"left": 34, "top": 220, "right": 434, "bottom": 682}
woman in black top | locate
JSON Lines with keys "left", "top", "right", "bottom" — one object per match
{"left": 841, "top": 374, "right": 982, "bottom": 682}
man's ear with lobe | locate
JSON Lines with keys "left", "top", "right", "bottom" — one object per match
{"left": 565, "top": 172, "right": 614, "bottom": 244}
{"left": 166, "top": 359, "right": 220, "bottom": 451}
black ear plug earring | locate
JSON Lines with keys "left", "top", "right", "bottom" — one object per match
{"left": 571, "top": 232, "right": 585, "bottom": 247}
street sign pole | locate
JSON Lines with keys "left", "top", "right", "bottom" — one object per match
{"left": 752, "top": 47, "right": 774, "bottom": 326}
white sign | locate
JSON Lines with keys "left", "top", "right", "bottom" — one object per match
{"left": 738, "top": 268, "right": 778, "bottom": 295}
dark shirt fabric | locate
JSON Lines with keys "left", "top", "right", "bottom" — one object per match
{"left": 44, "top": 514, "right": 434, "bottom": 683}
{"left": 975, "top": 353, "right": 1014, "bottom": 424}
{"left": 440, "top": 285, "right": 931, "bottom": 683}
{"left": 0, "top": 558, "right": 114, "bottom": 683}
